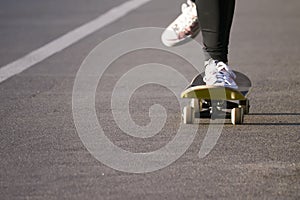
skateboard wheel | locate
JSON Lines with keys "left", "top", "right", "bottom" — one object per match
{"left": 190, "top": 99, "right": 201, "bottom": 113}
{"left": 231, "top": 107, "right": 244, "bottom": 125}
{"left": 183, "top": 105, "right": 194, "bottom": 124}
{"left": 240, "top": 99, "right": 250, "bottom": 114}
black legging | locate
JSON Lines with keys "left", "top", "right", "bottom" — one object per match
{"left": 194, "top": 0, "right": 235, "bottom": 63}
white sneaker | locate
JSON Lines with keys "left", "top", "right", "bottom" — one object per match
{"left": 161, "top": 0, "right": 200, "bottom": 47}
{"left": 203, "top": 59, "right": 238, "bottom": 89}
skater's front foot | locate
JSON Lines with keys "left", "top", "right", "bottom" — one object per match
{"left": 203, "top": 59, "right": 238, "bottom": 89}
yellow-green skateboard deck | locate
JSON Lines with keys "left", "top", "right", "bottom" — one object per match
{"left": 182, "top": 70, "right": 252, "bottom": 100}
{"left": 181, "top": 85, "right": 246, "bottom": 100}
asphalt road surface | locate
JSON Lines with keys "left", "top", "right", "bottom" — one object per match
{"left": 1, "top": 0, "right": 300, "bottom": 199}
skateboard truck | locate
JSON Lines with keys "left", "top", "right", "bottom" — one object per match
{"left": 183, "top": 98, "right": 248, "bottom": 125}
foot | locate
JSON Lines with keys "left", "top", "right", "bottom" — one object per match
{"left": 161, "top": 0, "right": 200, "bottom": 47}
{"left": 203, "top": 59, "right": 238, "bottom": 89}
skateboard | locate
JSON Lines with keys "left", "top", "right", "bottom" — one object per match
{"left": 181, "top": 71, "right": 252, "bottom": 125}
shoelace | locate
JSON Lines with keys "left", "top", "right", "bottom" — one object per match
{"left": 204, "top": 61, "right": 236, "bottom": 85}
{"left": 216, "top": 62, "right": 236, "bottom": 79}
{"left": 215, "top": 72, "right": 226, "bottom": 84}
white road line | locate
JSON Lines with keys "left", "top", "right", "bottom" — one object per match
{"left": 0, "top": 0, "right": 152, "bottom": 83}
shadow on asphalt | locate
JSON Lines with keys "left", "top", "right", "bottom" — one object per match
{"left": 243, "top": 123, "right": 300, "bottom": 126}
{"left": 245, "top": 113, "right": 300, "bottom": 126}
{"left": 249, "top": 113, "right": 300, "bottom": 116}
{"left": 196, "top": 122, "right": 300, "bottom": 126}
{"left": 194, "top": 113, "right": 300, "bottom": 126}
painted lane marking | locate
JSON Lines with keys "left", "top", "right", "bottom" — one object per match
{"left": 0, "top": 0, "right": 152, "bottom": 83}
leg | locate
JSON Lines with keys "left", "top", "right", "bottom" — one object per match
{"left": 194, "top": 0, "right": 235, "bottom": 63}
{"left": 220, "top": 0, "right": 235, "bottom": 61}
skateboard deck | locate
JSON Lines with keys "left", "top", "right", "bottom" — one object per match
{"left": 181, "top": 85, "right": 246, "bottom": 100}
{"left": 181, "top": 71, "right": 252, "bottom": 125}
{"left": 184, "top": 70, "right": 252, "bottom": 96}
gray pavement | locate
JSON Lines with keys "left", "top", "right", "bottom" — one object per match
{"left": 0, "top": 0, "right": 300, "bottom": 199}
